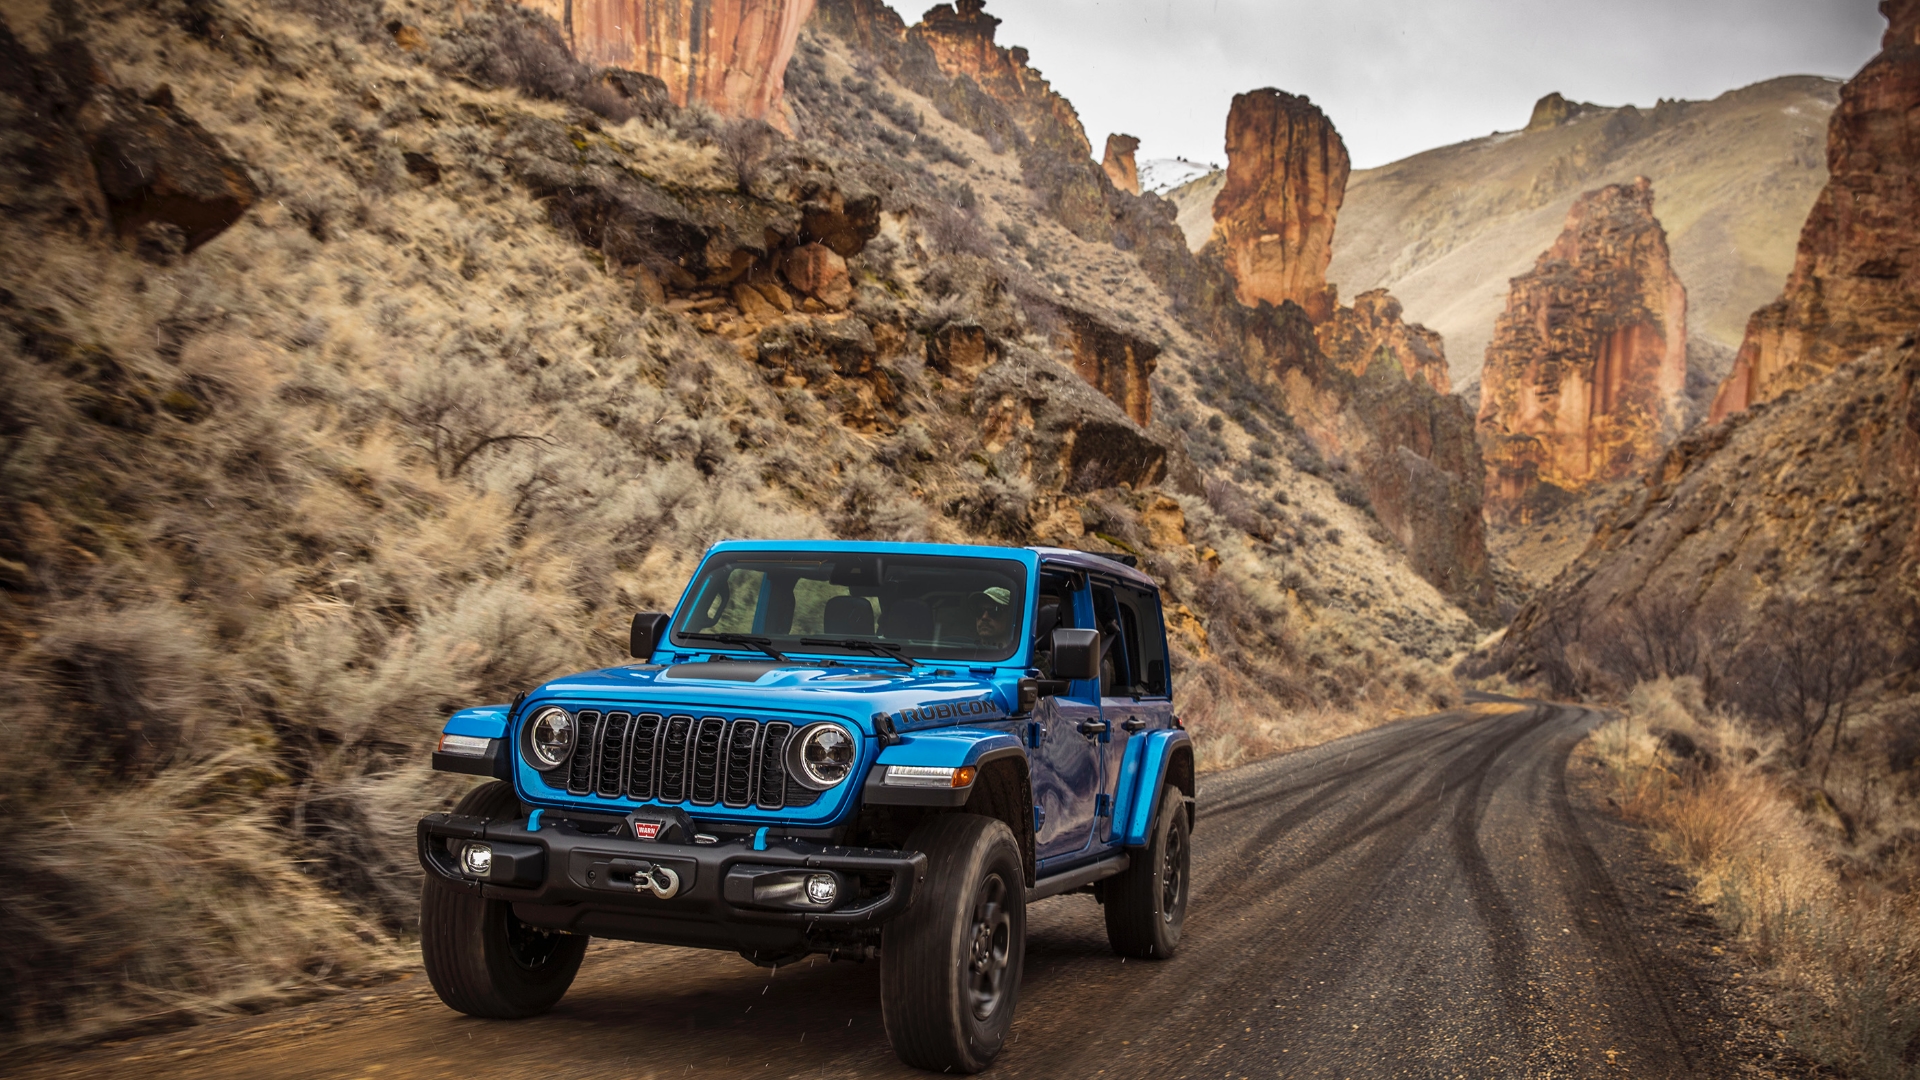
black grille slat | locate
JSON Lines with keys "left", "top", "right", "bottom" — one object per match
{"left": 756, "top": 721, "right": 792, "bottom": 810}
{"left": 626, "top": 713, "right": 662, "bottom": 800}
{"left": 565, "top": 711, "right": 603, "bottom": 795}
{"left": 597, "top": 713, "right": 631, "bottom": 797}
{"left": 550, "top": 709, "right": 817, "bottom": 810}
{"left": 722, "top": 720, "right": 760, "bottom": 808}
{"left": 659, "top": 715, "right": 694, "bottom": 802}
{"left": 691, "top": 717, "right": 726, "bottom": 805}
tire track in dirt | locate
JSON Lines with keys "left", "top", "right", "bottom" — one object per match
{"left": 13, "top": 701, "right": 1754, "bottom": 1080}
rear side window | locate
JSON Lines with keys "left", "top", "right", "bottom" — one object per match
{"left": 1116, "top": 586, "right": 1170, "bottom": 698}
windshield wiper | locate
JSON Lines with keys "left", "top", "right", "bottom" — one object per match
{"left": 799, "top": 638, "right": 919, "bottom": 667}
{"left": 678, "top": 632, "right": 788, "bottom": 662}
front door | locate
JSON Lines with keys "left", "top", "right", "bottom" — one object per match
{"left": 1031, "top": 570, "right": 1103, "bottom": 865}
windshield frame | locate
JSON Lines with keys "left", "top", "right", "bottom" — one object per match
{"left": 666, "top": 545, "right": 1037, "bottom": 666}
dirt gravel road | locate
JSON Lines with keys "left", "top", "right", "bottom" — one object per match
{"left": 16, "top": 700, "right": 1795, "bottom": 1079}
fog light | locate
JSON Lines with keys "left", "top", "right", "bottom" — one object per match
{"left": 805, "top": 873, "right": 838, "bottom": 906}
{"left": 462, "top": 843, "right": 493, "bottom": 877}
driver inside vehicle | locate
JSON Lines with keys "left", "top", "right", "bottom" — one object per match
{"left": 972, "top": 587, "right": 1015, "bottom": 648}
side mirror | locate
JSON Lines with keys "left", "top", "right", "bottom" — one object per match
{"left": 630, "top": 612, "right": 671, "bottom": 659}
{"left": 1049, "top": 628, "right": 1101, "bottom": 682}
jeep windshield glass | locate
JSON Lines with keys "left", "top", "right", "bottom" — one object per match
{"left": 670, "top": 552, "right": 1030, "bottom": 664}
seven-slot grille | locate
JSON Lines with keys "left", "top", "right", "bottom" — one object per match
{"left": 559, "top": 711, "right": 819, "bottom": 809}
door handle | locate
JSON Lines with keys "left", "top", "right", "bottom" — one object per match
{"left": 1077, "top": 720, "right": 1106, "bottom": 738}
{"left": 1121, "top": 716, "right": 1147, "bottom": 733}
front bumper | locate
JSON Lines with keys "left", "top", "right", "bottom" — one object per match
{"left": 417, "top": 812, "right": 927, "bottom": 957}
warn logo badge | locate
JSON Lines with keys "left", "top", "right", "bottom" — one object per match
{"left": 631, "top": 821, "right": 661, "bottom": 841}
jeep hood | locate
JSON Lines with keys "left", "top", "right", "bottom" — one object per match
{"left": 529, "top": 661, "right": 1018, "bottom": 732}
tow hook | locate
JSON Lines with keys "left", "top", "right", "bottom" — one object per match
{"left": 610, "top": 858, "right": 681, "bottom": 899}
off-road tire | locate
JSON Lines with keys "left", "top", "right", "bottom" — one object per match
{"left": 1103, "top": 783, "right": 1189, "bottom": 958}
{"left": 880, "top": 813, "right": 1027, "bottom": 1073}
{"left": 420, "top": 781, "right": 588, "bottom": 1019}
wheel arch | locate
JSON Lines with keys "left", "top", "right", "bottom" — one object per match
{"left": 963, "top": 753, "right": 1035, "bottom": 888}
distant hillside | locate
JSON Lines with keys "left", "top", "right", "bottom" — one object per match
{"left": 1169, "top": 77, "right": 1838, "bottom": 390}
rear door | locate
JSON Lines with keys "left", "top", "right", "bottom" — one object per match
{"left": 1096, "top": 580, "right": 1175, "bottom": 845}
{"left": 1030, "top": 569, "right": 1103, "bottom": 866}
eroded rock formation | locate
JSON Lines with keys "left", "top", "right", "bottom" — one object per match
{"left": 908, "top": 0, "right": 1092, "bottom": 159}
{"left": 1525, "top": 92, "right": 1588, "bottom": 132}
{"left": 520, "top": 0, "right": 814, "bottom": 122}
{"left": 1478, "top": 179, "right": 1689, "bottom": 525}
{"left": 1208, "top": 89, "right": 1348, "bottom": 322}
{"left": 1102, "top": 133, "right": 1141, "bottom": 195}
{"left": 1710, "top": 0, "right": 1920, "bottom": 422}
{"left": 1315, "top": 290, "right": 1451, "bottom": 395}
{"left": 1054, "top": 306, "right": 1159, "bottom": 427}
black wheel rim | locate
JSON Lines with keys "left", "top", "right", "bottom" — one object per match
{"left": 1161, "top": 820, "right": 1186, "bottom": 923}
{"left": 965, "top": 872, "right": 1013, "bottom": 1021}
{"left": 504, "top": 914, "right": 567, "bottom": 971}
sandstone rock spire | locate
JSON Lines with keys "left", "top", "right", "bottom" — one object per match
{"left": 1102, "top": 134, "right": 1141, "bottom": 195}
{"left": 1478, "top": 178, "right": 1689, "bottom": 525}
{"left": 1709, "top": 0, "right": 1920, "bottom": 422}
{"left": 521, "top": 0, "right": 815, "bottom": 124}
{"left": 1209, "top": 89, "right": 1349, "bottom": 322}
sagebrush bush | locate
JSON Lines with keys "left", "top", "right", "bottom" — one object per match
{"left": 1593, "top": 681, "right": 1920, "bottom": 1079}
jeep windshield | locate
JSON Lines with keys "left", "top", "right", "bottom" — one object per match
{"left": 670, "top": 551, "right": 1030, "bottom": 664}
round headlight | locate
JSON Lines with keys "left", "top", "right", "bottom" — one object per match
{"left": 787, "top": 723, "right": 856, "bottom": 790}
{"left": 524, "top": 707, "right": 575, "bottom": 771}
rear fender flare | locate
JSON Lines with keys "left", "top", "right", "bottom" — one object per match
{"left": 1121, "top": 730, "right": 1194, "bottom": 848}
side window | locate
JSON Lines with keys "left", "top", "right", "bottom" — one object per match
{"left": 1092, "top": 584, "right": 1136, "bottom": 699}
{"left": 1117, "top": 587, "right": 1170, "bottom": 698}
{"left": 1032, "top": 571, "right": 1083, "bottom": 681}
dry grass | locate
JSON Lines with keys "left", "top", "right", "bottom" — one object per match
{"left": 1588, "top": 679, "right": 1920, "bottom": 1078}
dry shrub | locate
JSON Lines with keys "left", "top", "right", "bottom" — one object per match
{"left": 1590, "top": 679, "right": 1920, "bottom": 1079}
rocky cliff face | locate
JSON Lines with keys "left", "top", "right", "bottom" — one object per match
{"left": 1488, "top": 333, "right": 1920, "bottom": 699}
{"left": 1710, "top": 0, "right": 1920, "bottom": 422}
{"left": 1102, "top": 133, "right": 1140, "bottom": 195}
{"left": 1477, "top": 179, "right": 1689, "bottom": 525}
{"left": 1315, "top": 290, "right": 1451, "bottom": 396}
{"left": 519, "top": 0, "right": 814, "bottom": 122}
{"left": 909, "top": 0, "right": 1092, "bottom": 159}
{"left": 1207, "top": 89, "right": 1348, "bottom": 322}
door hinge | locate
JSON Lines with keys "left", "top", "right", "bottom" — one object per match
{"left": 1095, "top": 793, "right": 1112, "bottom": 819}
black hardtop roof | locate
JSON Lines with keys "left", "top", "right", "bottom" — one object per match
{"left": 1027, "top": 546, "right": 1159, "bottom": 590}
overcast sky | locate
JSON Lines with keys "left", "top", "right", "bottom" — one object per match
{"left": 879, "top": 0, "right": 1886, "bottom": 171}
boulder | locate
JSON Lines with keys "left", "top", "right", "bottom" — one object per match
{"left": 973, "top": 347, "right": 1172, "bottom": 494}
{"left": 1477, "top": 179, "right": 1690, "bottom": 525}
{"left": 784, "top": 242, "right": 852, "bottom": 309}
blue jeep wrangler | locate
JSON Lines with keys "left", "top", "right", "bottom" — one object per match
{"left": 418, "top": 541, "right": 1194, "bottom": 1073}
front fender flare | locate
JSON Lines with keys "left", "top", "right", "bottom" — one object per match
{"left": 862, "top": 728, "right": 1024, "bottom": 807}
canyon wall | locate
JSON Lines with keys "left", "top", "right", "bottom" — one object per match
{"left": 1207, "top": 89, "right": 1348, "bottom": 322}
{"left": 1710, "top": 0, "right": 1920, "bottom": 422}
{"left": 520, "top": 0, "right": 814, "bottom": 122}
{"left": 1490, "top": 1, "right": 1920, "bottom": 701}
{"left": 1477, "top": 179, "right": 1689, "bottom": 525}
